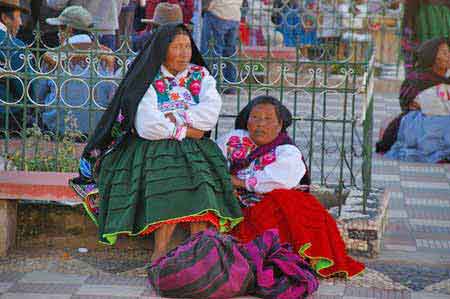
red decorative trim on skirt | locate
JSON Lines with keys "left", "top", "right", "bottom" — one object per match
{"left": 231, "top": 189, "right": 365, "bottom": 279}
{"left": 140, "top": 212, "right": 220, "bottom": 236}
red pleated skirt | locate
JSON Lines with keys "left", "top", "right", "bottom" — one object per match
{"left": 231, "top": 189, "right": 365, "bottom": 278}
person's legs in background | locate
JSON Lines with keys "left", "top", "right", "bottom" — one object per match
{"left": 201, "top": 12, "right": 224, "bottom": 81}
{"left": 222, "top": 21, "right": 239, "bottom": 85}
{"left": 99, "top": 34, "right": 117, "bottom": 51}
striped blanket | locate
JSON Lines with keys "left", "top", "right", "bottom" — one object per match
{"left": 148, "top": 229, "right": 318, "bottom": 298}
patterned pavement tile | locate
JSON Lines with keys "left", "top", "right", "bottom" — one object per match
{"left": 383, "top": 244, "right": 417, "bottom": 252}
{"left": 383, "top": 234, "right": 416, "bottom": 244}
{"left": 84, "top": 276, "right": 147, "bottom": 287}
{"left": 372, "top": 174, "right": 401, "bottom": 182}
{"left": 405, "top": 198, "right": 450, "bottom": 208}
{"left": 411, "top": 225, "right": 450, "bottom": 234}
{"left": 409, "top": 219, "right": 450, "bottom": 227}
{"left": 316, "top": 284, "right": 346, "bottom": 296}
{"left": 388, "top": 200, "right": 406, "bottom": 210}
{"left": 400, "top": 175, "right": 449, "bottom": 184}
{"left": 368, "top": 263, "right": 450, "bottom": 292}
{"left": 0, "top": 272, "right": 25, "bottom": 283}
{"left": 399, "top": 165, "right": 446, "bottom": 174}
{"left": 7, "top": 283, "right": 80, "bottom": 294}
{"left": 411, "top": 292, "right": 450, "bottom": 299}
{"left": 402, "top": 189, "right": 450, "bottom": 198}
{"left": 344, "top": 286, "right": 373, "bottom": 297}
{"left": 413, "top": 232, "right": 450, "bottom": 241}
{"left": 385, "top": 219, "right": 411, "bottom": 234}
{"left": 71, "top": 296, "right": 141, "bottom": 299}
{"left": 20, "top": 272, "right": 88, "bottom": 285}
{"left": 75, "top": 285, "right": 145, "bottom": 297}
{"left": 416, "top": 239, "right": 450, "bottom": 250}
{"left": 309, "top": 295, "right": 343, "bottom": 299}
{"left": 344, "top": 287, "right": 411, "bottom": 299}
{"left": 388, "top": 210, "right": 409, "bottom": 219}
{"left": 0, "top": 294, "right": 72, "bottom": 299}
{"left": 405, "top": 209, "right": 450, "bottom": 221}
{"left": 372, "top": 159, "right": 399, "bottom": 167}
{"left": 400, "top": 181, "right": 450, "bottom": 191}
{"left": 0, "top": 283, "right": 12, "bottom": 294}
{"left": 388, "top": 191, "right": 404, "bottom": 200}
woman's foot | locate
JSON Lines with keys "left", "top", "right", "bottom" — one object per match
{"left": 190, "top": 222, "right": 209, "bottom": 236}
{"left": 150, "top": 249, "right": 165, "bottom": 262}
{"left": 151, "top": 224, "right": 177, "bottom": 261}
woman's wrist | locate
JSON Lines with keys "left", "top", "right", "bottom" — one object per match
{"left": 171, "top": 126, "right": 187, "bottom": 141}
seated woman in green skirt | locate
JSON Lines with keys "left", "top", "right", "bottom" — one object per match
{"left": 70, "top": 23, "right": 243, "bottom": 261}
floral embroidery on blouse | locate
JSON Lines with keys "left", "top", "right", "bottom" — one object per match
{"left": 226, "top": 134, "right": 281, "bottom": 207}
{"left": 226, "top": 135, "right": 277, "bottom": 173}
{"left": 436, "top": 84, "right": 449, "bottom": 101}
{"left": 153, "top": 65, "right": 206, "bottom": 113}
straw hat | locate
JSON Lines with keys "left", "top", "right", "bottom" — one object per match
{"left": 0, "top": 0, "right": 30, "bottom": 14}
{"left": 141, "top": 2, "right": 183, "bottom": 25}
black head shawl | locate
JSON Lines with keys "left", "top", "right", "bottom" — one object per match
{"left": 235, "top": 95, "right": 292, "bottom": 132}
{"left": 82, "top": 23, "right": 207, "bottom": 157}
{"left": 415, "top": 37, "right": 449, "bottom": 70}
{"left": 399, "top": 38, "right": 450, "bottom": 111}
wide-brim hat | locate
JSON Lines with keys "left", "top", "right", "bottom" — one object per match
{"left": 141, "top": 2, "right": 183, "bottom": 25}
{"left": 46, "top": 5, "right": 94, "bottom": 31}
{"left": 0, "top": 0, "right": 30, "bottom": 14}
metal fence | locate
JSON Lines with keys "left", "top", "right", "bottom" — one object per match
{"left": 0, "top": 1, "right": 384, "bottom": 214}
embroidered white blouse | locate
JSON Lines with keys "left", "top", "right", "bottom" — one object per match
{"left": 217, "top": 129, "right": 306, "bottom": 194}
{"left": 135, "top": 64, "right": 222, "bottom": 140}
{"left": 417, "top": 83, "right": 450, "bottom": 116}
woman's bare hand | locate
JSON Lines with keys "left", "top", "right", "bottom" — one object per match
{"left": 231, "top": 175, "right": 246, "bottom": 189}
{"left": 408, "top": 100, "right": 421, "bottom": 111}
{"left": 186, "top": 127, "right": 204, "bottom": 139}
{"left": 165, "top": 113, "right": 176, "bottom": 124}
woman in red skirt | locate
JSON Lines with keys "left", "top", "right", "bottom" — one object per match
{"left": 217, "top": 95, "right": 365, "bottom": 279}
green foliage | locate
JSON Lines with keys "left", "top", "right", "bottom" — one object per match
{"left": 9, "top": 113, "right": 84, "bottom": 172}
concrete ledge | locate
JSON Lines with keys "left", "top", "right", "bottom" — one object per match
{"left": 0, "top": 171, "right": 80, "bottom": 203}
{"left": 332, "top": 188, "right": 390, "bottom": 258}
{"left": 0, "top": 171, "right": 80, "bottom": 257}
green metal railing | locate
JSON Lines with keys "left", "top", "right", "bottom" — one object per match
{"left": 0, "top": 2, "right": 383, "bottom": 214}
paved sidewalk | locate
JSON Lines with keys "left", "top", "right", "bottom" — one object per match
{"left": 0, "top": 270, "right": 448, "bottom": 299}
{"left": 0, "top": 271, "right": 450, "bottom": 299}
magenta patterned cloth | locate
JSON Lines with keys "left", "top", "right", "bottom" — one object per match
{"left": 147, "top": 229, "right": 318, "bottom": 298}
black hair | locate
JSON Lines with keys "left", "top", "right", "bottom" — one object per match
{"left": 0, "top": 6, "right": 16, "bottom": 21}
{"left": 235, "top": 95, "right": 293, "bottom": 132}
{"left": 170, "top": 24, "right": 190, "bottom": 39}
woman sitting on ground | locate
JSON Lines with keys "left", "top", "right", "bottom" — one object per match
{"left": 376, "top": 37, "right": 450, "bottom": 162}
{"left": 217, "top": 95, "right": 365, "bottom": 279}
{"left": 70, "top": 23, "right": 242, "bottom": 261}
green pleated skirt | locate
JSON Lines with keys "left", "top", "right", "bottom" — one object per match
{"left": 416, "top": 4, "right": 450, "bottom": 42}
{"left": 93, "top": 136, "right": 243, "bottom": 245}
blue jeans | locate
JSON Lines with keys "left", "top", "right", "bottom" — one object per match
{"left": 99, "top": 34, "right": 117, "bottom": 51}
{"left": 201, "top": 12, "right": 239, "bottom": 84}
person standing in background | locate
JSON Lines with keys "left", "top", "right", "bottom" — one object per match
{"left": 46, "top": 0, "right": 130, "bottom": 50}
{"left": 143, "top": 0, "right": 194, "bottom": 31}
{"left": 201, "top": 0, "right": 243, "bottom": 91}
